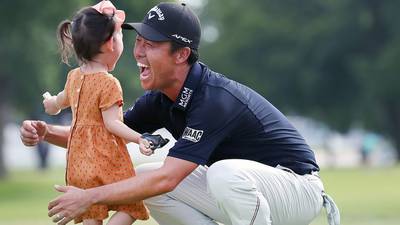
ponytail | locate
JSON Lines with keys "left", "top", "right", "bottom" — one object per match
{"left": 57, "top": 20, "right": 74, "bottom": 65}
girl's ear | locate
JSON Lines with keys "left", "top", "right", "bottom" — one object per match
{"left": 175, "top": 47, "right": 191, "bottom": 64}
{"left": 103, "top": 36, "right": 114, "bottom": 52}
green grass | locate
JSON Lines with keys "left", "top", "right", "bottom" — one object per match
{"left": 310, "top": 166, "right": 400, "bottom": 225}
{"left": 1, "top": 166, "right": 399, "bottom": 225}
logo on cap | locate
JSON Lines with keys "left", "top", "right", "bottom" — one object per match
{"left": 172, "top": 34, "right": 193, "bottom": 44}
{"left": 147, "top": 6, "right": 165, "bottom": 21}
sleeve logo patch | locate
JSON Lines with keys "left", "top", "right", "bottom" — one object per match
{"left": 182, "top": 127, "right": 203, "bottom": 143}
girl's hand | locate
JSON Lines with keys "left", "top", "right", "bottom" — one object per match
{"left": 139, "top": 133, "right": 170, "bottom": 156}
{"left": 139, "top": 137, "right": 154, "bottom": 156}
{"left": 43, "top": 93, "right": 61, "bottom": 115}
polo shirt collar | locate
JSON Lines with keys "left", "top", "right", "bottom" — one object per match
{"left": 173, "top": 62, "right": 202, "bottom": 111}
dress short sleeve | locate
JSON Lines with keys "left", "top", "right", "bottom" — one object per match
{"left": 99, "top": 75, "right": 124, "bottom": 111}
{"left": 58, "top": 70, "right": 73, "bottom": 109}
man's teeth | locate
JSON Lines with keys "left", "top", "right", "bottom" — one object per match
{"left": 137, "top": 62, "right": 149, "bottom": 68}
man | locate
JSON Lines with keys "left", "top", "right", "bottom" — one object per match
{"left": 20, "top": 2, "right": 340, "bottom": 225}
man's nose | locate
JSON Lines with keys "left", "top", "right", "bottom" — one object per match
{"left": 134, "top": 41, "right": 145, "bottom": 59}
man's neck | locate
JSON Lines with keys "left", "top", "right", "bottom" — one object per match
{"left": 161, "top": 64, "right": 191, "bottom": 101}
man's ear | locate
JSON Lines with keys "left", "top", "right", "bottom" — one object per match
{"left": 175, "top": 47, "right": 191, "bottom": 64}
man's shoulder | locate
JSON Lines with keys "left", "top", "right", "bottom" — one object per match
{"left": 190, "top": 72, "right": 247, "bottom": 116}
{"left": 199, "top": 67, "right": 258, "bottom": 104}
{"left": 134, "top": 89, "right": 161, "bottom": 98}
{"left": 135, "top": 90, "right": 167, "bottom": 106}
{"left": 199, "top": 63, "right": 229, "bottom": 83}
{"left": 198, "top": 65, "right": 232, "bottom": 94}
{"left": 199, "top": 63, "right": 249, "bottom": 94}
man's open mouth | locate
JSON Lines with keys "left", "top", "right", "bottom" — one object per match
{"left": 137, "top": 62, "right": 151, "bottom": 80}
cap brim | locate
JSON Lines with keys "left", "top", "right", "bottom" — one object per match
{"left": 122, "top": 23, "right": 170, "bottom": 42}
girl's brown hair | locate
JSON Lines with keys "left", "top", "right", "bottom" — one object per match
{"left": 57, "top": 7, "right": 116, "bottom": 65}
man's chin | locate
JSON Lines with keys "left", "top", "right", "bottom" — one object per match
{"left": 140, "top": 82, "right": 153, "bottom": 91}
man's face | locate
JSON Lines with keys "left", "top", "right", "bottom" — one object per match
{"left": 133, "top": 35, "right": 176, "bottom": 91}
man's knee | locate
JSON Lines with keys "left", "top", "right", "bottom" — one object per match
{"left": 207, "top": 160, "right": 249, "bottom": 198}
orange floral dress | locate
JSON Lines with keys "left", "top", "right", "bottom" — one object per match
{"left": 58, "top": 68, "right": 149, "bottom": 223}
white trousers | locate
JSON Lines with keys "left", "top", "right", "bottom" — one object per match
{"left": 136, "top": 159, "right": 326, "bottom": 225}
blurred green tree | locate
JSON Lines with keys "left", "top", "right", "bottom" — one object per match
{"left": 200, "top": 0, "right": 400, "bottom": 160}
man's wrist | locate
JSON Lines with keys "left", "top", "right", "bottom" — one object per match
{"left": 86, "top": 187, "right": 101, "bottom": 205}
{"left": 41, "top": 123, "right": 49, "bottom": 142}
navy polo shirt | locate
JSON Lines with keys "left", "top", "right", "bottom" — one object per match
{"left": 124, "top": 62, "right": 319, "bottom": 175}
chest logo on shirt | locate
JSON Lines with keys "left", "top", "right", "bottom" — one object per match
{"left": 178, "top": 87, "right": 193, "bottom": 108}
{"left": 182, "top": 127, "right": 203, "bottom": 143}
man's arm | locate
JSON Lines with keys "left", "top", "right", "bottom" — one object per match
{"left": 20, "top": 120, "right": 70, "bottom": 148}
{"left": 48, "top": 156, "right": 197, "bottom": 225}
{"left": 43, "top": 123, "right": 70, "bottom": 148}
{"left": 95, "top": 156, "right": 197, "bottom": 204}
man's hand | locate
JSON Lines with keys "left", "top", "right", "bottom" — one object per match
{"left": 48, "top": 185, "right": 91, "bottom": 225}
{"left": 20, "top": 120, "right": 47, "bottom": 146}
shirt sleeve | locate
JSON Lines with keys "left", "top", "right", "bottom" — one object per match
{"left": 123, "top": 92, "right": 165, "bottom": 133}
{"left": 99, "top": 75, "right": 124, "bottom": 111}
{"left": 57, "top": 70, "right": 73, "bottom": 109}
{"left": 168, "top": 90, "right": 246, "bottom": 165}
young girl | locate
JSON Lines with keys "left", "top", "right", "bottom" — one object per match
{"left": 42, "top": 1, "right": 168, "bottom": 224}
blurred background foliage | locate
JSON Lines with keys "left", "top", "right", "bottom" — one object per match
{"left": 0, "top": 0, "right": 399, "bottom": 178}
{"left": 200, "top": 0, "right": 400, "bottom": 153}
